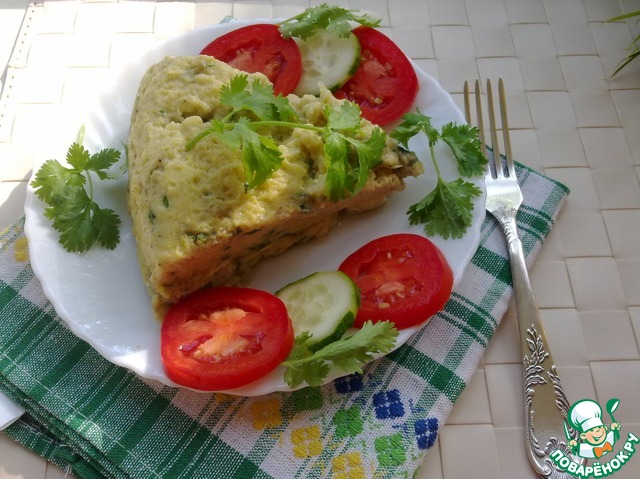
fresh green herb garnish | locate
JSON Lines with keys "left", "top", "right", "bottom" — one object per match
{"left": 391, "top": 112, "right": 487, "bottom": 239}
{"left": 187, "top": 75, "right": 386, "bottom": 200}
{"left": 323, "top": 101, "right": 386, "bottom": 200}
{"left": 30, "top": 127, "right": 125, "bottom": 252}
{"left": 278, "top": 3, "right": 381, "bottom": 40}
{"left": 282, "top": 320, "right": 398, "bottom": 388}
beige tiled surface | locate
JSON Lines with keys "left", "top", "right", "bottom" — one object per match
{"left": 1, "top": 1, "right": 640, "bottom": 478}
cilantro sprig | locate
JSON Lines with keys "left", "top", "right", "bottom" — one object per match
{"left": 282, "top": 320, "right": 398, "bottom": 388}
{"left": 391, "top": 112, "right": 487, "bottom": 239}
{"left": 187, "top": 75, "right": 386, "bottom": 200}
{"left": 278, "top": 4, "right": 381, "bottom": 40}
{"left": 30, "top": 127, "right": 125, "bottom": 252}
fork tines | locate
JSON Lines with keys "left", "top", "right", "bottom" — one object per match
{"left": 464, "top": 78, "right": 515, "bottom": 180}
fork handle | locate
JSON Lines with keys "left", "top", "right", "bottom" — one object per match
{"left": 500, "top": 216, "right": 586, "bottom": 478}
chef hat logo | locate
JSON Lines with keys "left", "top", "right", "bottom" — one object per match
{"left": 568, "top": 399, "right": 604, "bottom": 433}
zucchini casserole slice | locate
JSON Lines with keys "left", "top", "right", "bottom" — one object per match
{"left": 127, "top": 55, "right": 422, "bottom": 318}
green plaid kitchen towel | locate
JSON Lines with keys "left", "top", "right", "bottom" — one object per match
{"left": 0, "top": 163, "right": 568, "bottom": 479}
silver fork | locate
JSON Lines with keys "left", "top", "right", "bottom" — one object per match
{"left": 464, "top": 79, "right": 585, "bottom": 478}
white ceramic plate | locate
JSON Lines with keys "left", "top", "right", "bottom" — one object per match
{"left": 24, "top": 21, "right": 485, "bottom": 396}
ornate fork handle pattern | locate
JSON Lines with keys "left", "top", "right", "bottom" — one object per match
{"left": 494, "top": 205, "right": 519, "bottom": 244}
{"left": 495, "top": 206, "right": 585, "bottom": 478}
{"left": 465, "top": 79, "right": 585, "bottom": 478}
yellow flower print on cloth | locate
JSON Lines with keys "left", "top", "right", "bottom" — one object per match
{"left": 250, "top": 397, "right": 283, "bottom": 430}
{"left": 332, "top": 451, "right": 365, "bottom": 479}
{"left": 14, "top": 237, "right": 28, "bottom": 262}
{"left": 292, "top": 425, "right": 323, "bottom": 458}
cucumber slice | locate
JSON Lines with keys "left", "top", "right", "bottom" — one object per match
{"left": 276, "top": 271, "right": 360, "bottom": 351}
{"left": 294, "top": 30, "right": 361, "bottom": 96}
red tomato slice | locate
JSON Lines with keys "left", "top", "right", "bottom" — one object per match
{"left": 161, "top": 286, "right": 294, "bottom": 390}
{"left": 334, "top": 26, "right": 419, "bottom": 126}
{"left": 200, "top": 24, "right": 302, "bottom": 96}
{"left": 338, "top": 234, "right": 452, "bottom": 329}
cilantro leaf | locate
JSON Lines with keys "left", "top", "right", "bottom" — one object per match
{"left": 201, "top": 117, "right": 284, "bottom": 190}
{"left": 345, "top": 126, "right": 386, "bottom": 192}
{"left": 439, "top": 122, "right": 486, "bottom": 177}
{"left": 189, "top": 76, "right": 387, "bottom": 197}
{"left": 323, "top": 126, "right": 385, "bottom": 201}
{"left": 91, "top": 206, "right": 122, "bottom": 249}
{"left": 220, "top": 75, "right": 297, "bottom": 122}
{"left": 324, "top": 101, "right": 361, "bottom": 131}
{"left": 391, "top": 112, "right": 487, "bottom": 239}
{"left": 323, "top": 132, "right": 349, "bottom": 201}
{"left": 46, "top": 188, "right": 96, "bottom": 252}
{"left": 321, "top": 102, "right": 385, "bottom": 200}
{"left": 407, "top": 178, "right": 482, "bottom": 239}
{"left": 88, "top": 148, "right": 123, "bottom": 179}
{"left": 232, "top": 118, "right": 283, "bottom": 190}
{"left": 65, "top": 142, "right": 91, "bottom": 170}
{"left": 185, "top": 119, "right": 226, "bottom": 151}
{"left": 31, "top": 159, "right": 85, "bottom": 204}
{"left": 282, "top": 321, "right": 398, "bottom": 388}
{"left": 282, "top": 333, "right": 331, "bottom": 388}
{"left": 44, "top": 187, "right": 116, "bottom": 253}
{"left": 391, "top": 111, "right": 436, "bottom": 147}
{"left": 30, "top": 131, "right": 125, "bottom": 253}
{"left": 278, "top": 4, "right": 381, "bottom": 40}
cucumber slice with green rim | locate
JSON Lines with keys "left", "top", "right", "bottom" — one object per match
{"left": 294, "top": 30, "right": 361, "bottom": 96}
{"left": 276, "top": 271, "right": 360, "bottom": 351}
